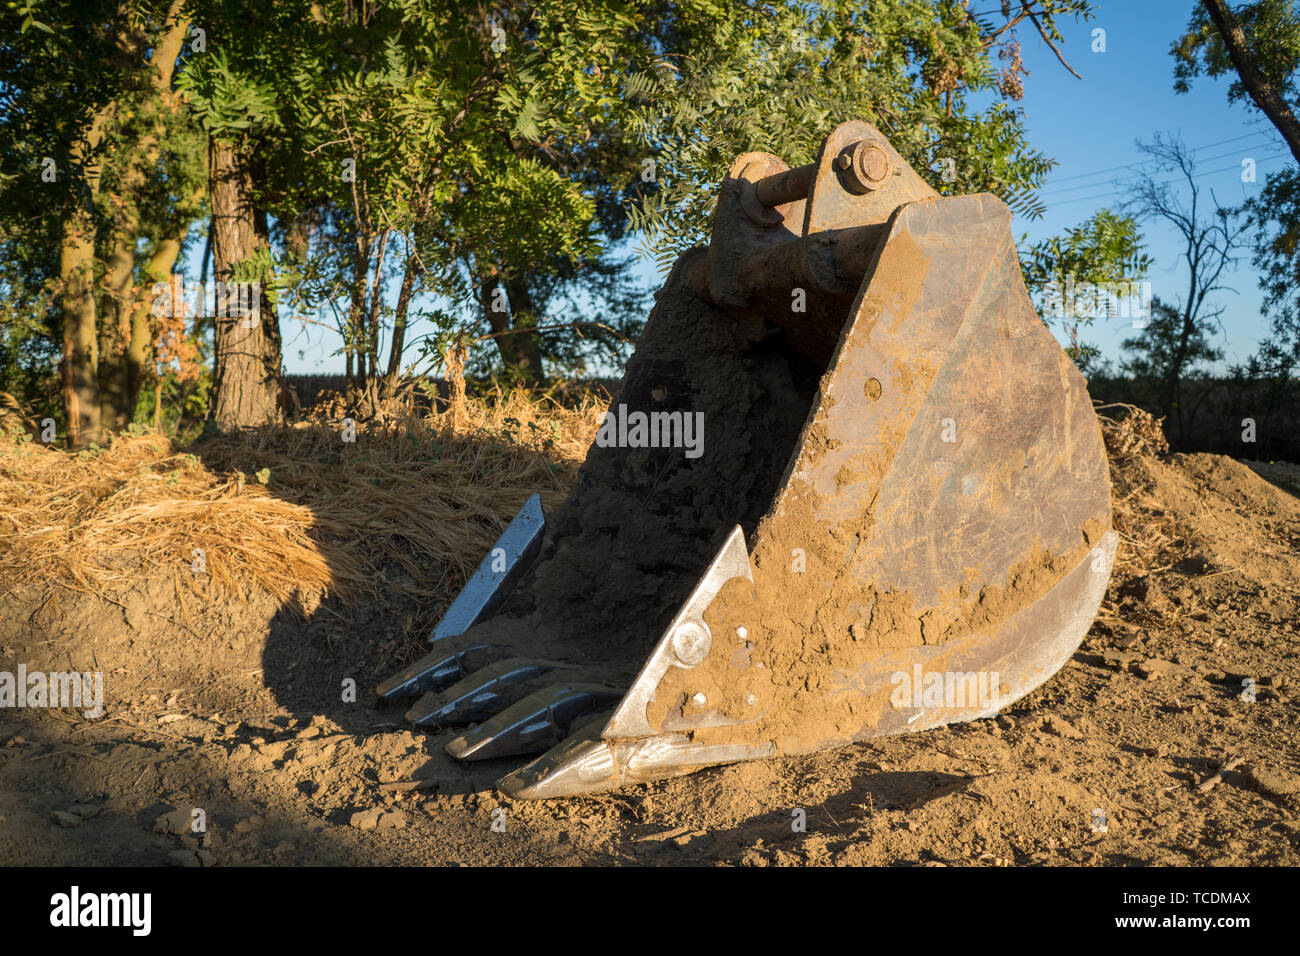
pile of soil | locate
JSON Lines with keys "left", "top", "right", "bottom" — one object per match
{"left": 1, "top": 405, "right": 1298, "bottom": 866}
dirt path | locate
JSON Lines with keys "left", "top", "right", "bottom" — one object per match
{"left": 2, "top": 440, "right": 1298, "bottom": 867}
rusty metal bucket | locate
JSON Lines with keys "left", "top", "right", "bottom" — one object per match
{"left": 379, "top": 120, "right": 1115, "bottom": 798}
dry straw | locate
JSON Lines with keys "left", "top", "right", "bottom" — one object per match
{"left": 1096, "top": 402, "right": 1190, "bottom": 584}
{"left": 0, "top": 387, "right": 602, "bottom": 613}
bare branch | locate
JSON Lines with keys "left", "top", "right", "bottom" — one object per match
{"left": 1027, "top": 10, "right": 1083, "bottom": 80}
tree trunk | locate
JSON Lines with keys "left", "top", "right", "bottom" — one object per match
{"left": 482, "top": 271, "right": 544, "bottom": 385}
{"left": 57, "top": 1, "right": 187, "bottom": 445}
{"left": 503, "top": 276, "right": 545, "bottom": 384}
{"left": 346, "top": 238, "right": 370, "bottom": 391}
{"left": 97, "top": 234, "right": 136, "bottom": 431}
{"left": 1202, "top": 0, "right": 1300, "bottom": 165}
{"left": 366, "top": 230, "right": 389, "bottom": 382}
{"left": 59, "top": 208, "right": 101, "bottom": 448}
{"left": 1162, "top": 308, "right": 1197, "bottom": 441}
{"left": 382, "top": 253, "right": 418, "bottom": 397}
{"left": 127, "top": 237, "right": 180, "bottom": 413}
{"left": 209, "top": 139, "right": 284, "bottom": 431}
{"left": 481, "top": 269, "right": 506, "bottom": 362}
{"left": 58, "top": 95, "right": 115, "bottom": 449}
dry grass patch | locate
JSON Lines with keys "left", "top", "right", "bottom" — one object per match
{"left": 0, "top": 388, "right": 602, "bottom": 612}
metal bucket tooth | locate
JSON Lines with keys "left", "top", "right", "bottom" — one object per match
{"left": 377, "top": 493, "right": 545, "bottom": 700}
{"left": 376, "top": 643, "right": 506, "bottom": 700}
{"left": 444, "top": 684, "right": 623, "bottom": 761}
{"left": 404, "top": 658, "right": 573, "bottom": 727}
{"left": 430, "top": 494, "right": 545, "bottom": 642}
{"left": 498, "top": 718, "right": 775, "bottom": 800}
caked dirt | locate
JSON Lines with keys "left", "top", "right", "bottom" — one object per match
{"left": 1, "top": 409, "right": 1299, "bottom": 866}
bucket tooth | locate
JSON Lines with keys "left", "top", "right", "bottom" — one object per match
{"left": 431, "top": 493, "right": 544, "bottom": 642}
{"left": 377, "top": 493, "right": 544, "bottom": 699}
{"left": 499, "top": 718, "right": 775, "bottom": 800}
{"left": 376, "top": 643, "right": 505, "bottom": 700}
{"left": 604, "top": 525, "right": 754, "bottom": 739}
{"left": 444, "top": 684, "right": 623, "bottom": 761}
{"left": 405, "top": 658, "right": 570, "bottom": 727}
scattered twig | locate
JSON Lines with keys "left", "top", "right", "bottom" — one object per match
{"left": 378, "top": 778, "right": 443, "bottom": 793}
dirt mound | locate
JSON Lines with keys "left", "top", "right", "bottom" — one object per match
{"left": 1166, "top": 454, "right": 1300, "bottom": 589}
{"left": 1099, "top": 405, "right": 1300, "bottom": 631}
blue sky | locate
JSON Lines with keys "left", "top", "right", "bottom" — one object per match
{"left": 278, "top": 1, "right": 1287, "bottom": 376}
{"left": 1006, "top": 0, "right": 1286, "bottom": 368}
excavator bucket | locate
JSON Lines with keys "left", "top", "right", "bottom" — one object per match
{"left": 379, "top": 120, "right": 1116, "bottom": 799}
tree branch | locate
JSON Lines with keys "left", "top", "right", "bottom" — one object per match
{"left": 1201, "top": 0, "right": 1300, "bottom": 164}
{"left": 1027, "top": 10, "right": 1082, "bottom": 79}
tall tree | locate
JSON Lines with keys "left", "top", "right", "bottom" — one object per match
{"left": 206, "top": 141, "right": 283, "bottom": 428}
{"left": 94, "top": 2, "right": 191, "bottom": 431}
{"left": 1175, "top": 0, "right": 1300, "bottom": 163}
{"left": 0, "top": 0, "right": 200, "bottom": 445}
{"left": 1124, "top": 135, "right": 1243, "bottom": 436}
{"left": 177, "top": 2, "right": 322, "bottom": 428}
{"left": 1174, "top": 0, "right": 1300, "bottom": 375}
{"left": 5, "top": 0, "right": 1104, "bottom": 422}
{"left": 1121, "top": 296, "right": 1224, "bottom": 422}
{"left": 278, "top": 1, "right": 649, "bottom": 391}
{"left": 285, "top": 1, "right": 1101, "bottom": 391}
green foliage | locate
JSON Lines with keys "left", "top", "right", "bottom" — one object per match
{"left": 0, "top": 268, "right": 61, "bottom": 416}
{"left": 266, "top": 0, "right": 1096, "bottom": 382}
{"left": 1242, "top": 165, "right": 1300, "bottom": 373}
{"left": 1173, "top": 0, "right": 1300, "bottom": 105}
{"left": 177, "top": 46, "right": 281, "bottom": 139}
{"left": 1021, "top": 208, "right": 1151, "bottom": 296}
{"left": 0, "top": 0, "right": 124, "bottom": 383}
{"left": 131, "top": 366, "right": 212, "bottom": 440}
{"left": 254, "top": 0, "right": 671, "bottom": 381}
{"left": 1020, "top": 208, "right": 1151, "bottom": 366}
{"left": 1121, "top": 296, "right": 1223, "bottom": 380}
{"left": 0, "top": 0, "right": 208, "bottom": 416}
{"left": 451, "top": 155, "right": 601, "bottom": 274}
{"left": 3, "top": 0, "right": 1102, "bottom": 405}
{"left": 624, "top": 0, "right": 1092, "bottom": 272}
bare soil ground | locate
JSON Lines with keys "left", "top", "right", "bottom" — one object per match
{"left": 1, "top": 405, "right": 1298, "bottom": 867}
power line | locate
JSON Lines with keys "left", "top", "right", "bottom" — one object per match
{"left": 1040, "top": 139, "right": 1282, "bottom": 197}
{"left": 1048, "top": 149, "right": 1292, "bottom": 209}
{"left": 1044, "top": 148, "right": 1292, "bottom": 209}
{"left": 1042, "top": 131, "right": 1277, "bottom": 191}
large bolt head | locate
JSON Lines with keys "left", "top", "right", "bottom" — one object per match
{"left": 671, "top": 620, "right": 712, "bottom": 666}
{"left": 838, "top": 141, "right": 891, "bottom": 192}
